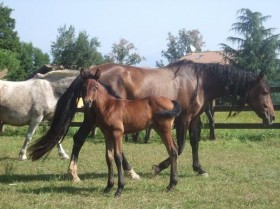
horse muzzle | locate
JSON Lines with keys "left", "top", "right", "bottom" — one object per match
{"left": 83, "top": 99, "right": 93, "bottom": 108}
{"left": 262, "top": 112, "right": 275, "bottom": 127}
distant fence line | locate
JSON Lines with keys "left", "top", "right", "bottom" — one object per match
{"left": 70, "top": 86, "right": 280, "bottom": 129}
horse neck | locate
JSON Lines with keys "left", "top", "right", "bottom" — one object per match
{"left": 48, "top": 76, "right": 77, "bottom": 97}
{"left": 202, "top": 65, "right": 255, "bottom": 100}
{"left": 94, "top": 83, "right": 115, "bottom": 111}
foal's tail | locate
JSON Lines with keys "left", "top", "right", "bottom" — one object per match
{"left": 157, "top": 100, "right": 182, "bottom": 118}
{"left": 28, "top": 75, "right": 84, "bottom": 161}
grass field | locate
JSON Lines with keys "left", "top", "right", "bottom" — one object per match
{"left": 0, "top": 112, "right": 279, "bottom": 209}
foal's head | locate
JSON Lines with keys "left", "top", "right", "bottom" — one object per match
{"left": 80, "top": 69, "right": 101, "bottom": 108}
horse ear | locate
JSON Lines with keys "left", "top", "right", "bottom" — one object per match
{"left": 80, "top": 69, "right": 86, "bottom": 78}
{"left": 93, "top": 68, "right": 101, "bottom": 80}
{"left": 256, "top": 70, "right": 265, "bottom": 83}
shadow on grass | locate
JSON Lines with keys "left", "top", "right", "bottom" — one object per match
{"left": 20, "top": 185, "right": 100, "bottom": 195}
{"left": 237, "top": 134, "right": 265, "bottom": 142}
{"left": 0, "top": 172, "right": 107, "bottom": 184}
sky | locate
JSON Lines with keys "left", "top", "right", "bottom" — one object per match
{"left": 2, "top": 0, "right": 280, "bottom": 66}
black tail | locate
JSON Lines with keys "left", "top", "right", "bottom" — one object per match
{"left": 157, "top": 100, "right": 182, "bottom": 118}
{"left": 28, "top": 75, "right": 84, "bottom": 160}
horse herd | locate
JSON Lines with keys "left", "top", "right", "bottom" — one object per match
{"left": 0, "top": 60, "right": 275, "bottom": 197}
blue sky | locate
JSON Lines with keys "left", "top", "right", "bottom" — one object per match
{"left": 2, "top": 0, "right": 280, "bottom": 66}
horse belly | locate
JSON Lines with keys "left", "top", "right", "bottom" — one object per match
{"left": 0, "top": 106, "right": 32, "bottom": 126}
{"left": 123, "top": 116, "right": 152, "bottom": 134}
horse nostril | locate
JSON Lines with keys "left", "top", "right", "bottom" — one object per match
{"left": 84, "top": 99, "right": 92, "bottom": 108}
{"left": 272, "top": 115, "right": 275, "bottom": 121}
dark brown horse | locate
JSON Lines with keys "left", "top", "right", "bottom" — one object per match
{"left": 29, "top": 60, "right": 275, "bottom": 180}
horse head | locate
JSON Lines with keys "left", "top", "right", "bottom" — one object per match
{"left": 80, "top": 68, "right": 101, "bottom": 108}
{"left": 246, "top": 71, "right": 275, "bottom": 126}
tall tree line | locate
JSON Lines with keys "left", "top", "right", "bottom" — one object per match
{"left": 1, "top": 3, "right": 279, "bottom": 82}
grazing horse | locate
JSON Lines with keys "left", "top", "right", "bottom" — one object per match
{"left": 0, "top": 70, "right": 79, "bottom": 160}
{"left": 29, "top": 60, "right": 275, "bottom": 179}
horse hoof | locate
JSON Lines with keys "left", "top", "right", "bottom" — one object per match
{"left": 19, "top": 155, "right": 28, "bottom": 161}
{"left": 114, "top": 192, "right": 122, "bottom": 198}
{"left": 152, "top": 165, "right": 160, "bottom": 176}
{"left": 198, "top": 172, "right": 209, "bottom": 177}
{"left": 72, "top": 177, "right": 81, "bottom": 182}
{"left": 103, "top": 187, "right": 111, "bottom": 194}
{"left": 126, "top": 168, "right": 140, "bottom": 180}
{"left": 59, "top": 153, "right": 70, "bottom": 160}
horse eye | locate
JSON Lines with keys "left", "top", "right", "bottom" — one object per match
{"left": 262, "top": 90, "right": 269, "bottom": 95}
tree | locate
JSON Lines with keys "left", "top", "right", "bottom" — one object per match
{"left": 0, "top": 3, "right": 20, "bottom": 53}
{"left": 51, "top": 25, "right": 104, "bottom": 68}
{"left": 74, "top": 31, "right": 104, "bottom": 67}
{"left": 156, "top": 29, "right": 205, "bottom": 66}
{"left": 105, "top": 38, "right": 145, "bottom": 65}
{"left": 220, "top": 8, "right": 280, "bottom": 78}
{"left": 0, "top": 3, "right": 49, "bottom": 80}
{"left": 0, "top": 49, "right": 20, "bottom": 74}
{"left": 18, "top": 42, "right": 50, "bottom": 75}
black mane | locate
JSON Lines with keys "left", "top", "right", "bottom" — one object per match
{"left": 166, "top": 59, "right": 270, "bottom": 116}
{"left": 98, "top": 80, "right": 122, "bottom": 99}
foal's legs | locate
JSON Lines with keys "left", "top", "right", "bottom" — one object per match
{"left": 104, "top": 132, "right": 125, "bottom": 197}
{"left": 88, "top": 125, "right": 139, "bottom": 179}
{"left": 152, "top": 117, "right": 187, "bottom": 175}
{"left": 154, "top": 125, "right": 178, "bottom": 191}
{"left": 104, "top": 137, "right": 115, "bottom": 193}
{"left": 152, "top": 116, "right": 208, "bottom": 177}
{"left": 68, "top": 119, "right": 139, "bottom": 182}
{"left": 114, "top": 132, "right": 125, "bottom": 197}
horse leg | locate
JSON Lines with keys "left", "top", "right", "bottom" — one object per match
{"left": 155, "top": 125, "right": 178, "bottom": 192}
{"left": 0, "top": 121, "right": 5, "bottom": 133}
{"left": 57, "top": 143, "right": 69, "bottom": 159}
{"left": 103, "top": 137, "right": 115, "bottom": 194}
{"left": 144, "top": 127, "right": 152, "bottom": 143}
{"left": 132, "top": 132, "right": 140, "bottom": 142}
{"left": 19, "top": 117, "right": 42, "bottom": 160}
{"left": 205, "top": 101, "right": 215, "bottom": 140}
{"left": 122, "top": 153, "right": 140, "bottom": 180}
{"left": 113, "top": 132, "right": 125, "bottom": 197}
{"left": 152, "top": 117, "right": 187, "bottom": 175}
{"left": 68, "top": 119, "right": 93, "bottom": 182}
{"left": 189, "top": 117, "right": 208, "bottom": 176}
{"left": 91, "top": 124, "right": 97, "bottom": 137}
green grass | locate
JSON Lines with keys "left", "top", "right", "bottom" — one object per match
{"left": 0, "top": 112, "right": 279, "bottom": 209}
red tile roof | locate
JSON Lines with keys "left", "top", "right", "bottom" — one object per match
{"left": 180, "top": 51, "right": 228, "bottom": 64}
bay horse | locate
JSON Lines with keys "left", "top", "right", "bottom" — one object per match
{"left": 84, "top": 69, "right": 180, "bottom": 196}
{"left": 0, "top": 70, "right": 79, "bottom": 160}
{"left": 29, "top": 60, "right": 275, "bottom": 180}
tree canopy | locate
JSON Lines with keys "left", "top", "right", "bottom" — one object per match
{"left": 0, "top": 3, "right": 50, "bottom": 80}
{"left": 156, "top": 29, "right": 205, "bottom": 66}
{"left": 220, "top": 8, "right": 280, "bottom": 79}
{"left": 51, "top": 25, "right": 104, "bottom": 69}
{"left": 104, "top": 38, "right": 145, "bottom": 66}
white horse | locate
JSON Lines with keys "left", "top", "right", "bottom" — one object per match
{"left": 0, "top": 70, "right": 79, "bottom": 160}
